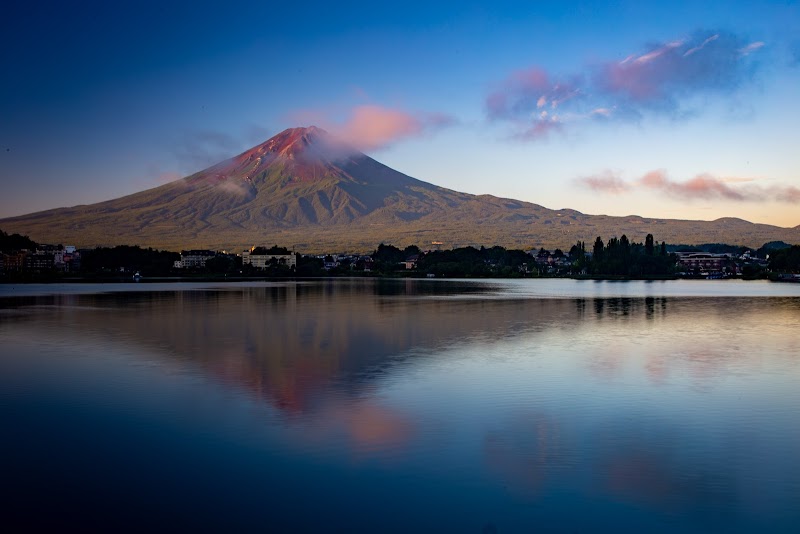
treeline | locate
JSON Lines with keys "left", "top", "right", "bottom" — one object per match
{"left": 369, "top": 243, "right": 532, "bottom": 277}
{"left": 768, "top": 245, "right": 800, "bottom": 272}
{"left": 574, "top": 234, "right": 676, "bottom": 277}
{"left": 417, "top": 245, "right": 531, "bottom": 277}
{"left": 81, "top": 246, "right": 179, "bottom": 275}
{"left": 0, "top": 229, "right": 38, "bottom": 251}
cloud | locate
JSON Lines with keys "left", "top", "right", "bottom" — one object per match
{"left": 577, "top": 169, "right": 800, "bottom": 204}
{"left": 778, "top": 186, "right": 800, "bottom": 203}
{"left": 486, "top": 68, "right": 552, "bottom": 120}
{"left": 683, "top": 34, "right": 719, "bottom": 57}
{"left": 594, "top": 31, "right": 760, "bottom": 109}
{"left": 337, "top": 105, "right": 423, "bottom": 150}
{"left": 171, "top": 130, "right": 242, "bottom": 173}
{"left": 639, "top": 170, "right": 748, "bottom": 201}
{"left": 293, "top": 104, "right": 457, "bottom": 151}
{"left": 739, "top": 42, "right": 765, "bottom": 56}
{"left": 576, "top": 171, "right": 631, "bottom": 194}
{"left": 487, "top": 30, "right": 765, "bottom": 141}
{"left": 591, "top": 107, "right": 613, "bottom": 118}
{"left": 486, "top": 68, "right": 582, "bottom": 122}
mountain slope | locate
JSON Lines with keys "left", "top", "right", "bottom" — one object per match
{"left": 2, "top": 126, "right": 798, "bottom": 251}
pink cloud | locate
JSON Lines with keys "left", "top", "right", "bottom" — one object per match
{"left": 591, "top": 107, "right": 613, "bottom": 118}
{"left": 514, "top": 118, "right": 563, "bottom": 141}
{"left": 337, "top": 105, "right": 423, "bottom": 150}
{"left": 486, "top": 68, "right": 552, "bottom": 120}
{"left": 576, "top": 171, "right": 631, "bottom": 194}
{"left": 639, "top": 170, "right": 800, "bottom": 203}
{"left": 579, "top": 169, "right": 800, "bottom": 205}
{"left": 292, "top": 104, "right": 456, "bottom": 151}
{"left": 639, "top": 170, "right": 747, "bottom": 200}
{"left": 770, "top": 185, "right": 800, "bottom": 203}
{"left": 487, "top": 30, "right": 765, "bottom": 142}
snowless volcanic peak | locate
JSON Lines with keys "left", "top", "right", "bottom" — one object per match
{"left": 190, "top": 125, "right": 369, "bottom": 189}
{"left": 242, "top": 125, "right": 339, "bottom": 161}
{"left": 263, "top": 126, "right": 327, "bottom": 157}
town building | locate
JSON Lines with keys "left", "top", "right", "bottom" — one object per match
{"left": 24, "top": 251, "right": 55, "bottom": 272}
{"left": 242, "top": 247, "right": 297, "bottom": 269}
{"left": 403, "top": 254, "right": 419, "bottom": 269}
{"left": 177, "top": 250, "right": 217, "bottom": 268}
{"left": 676, "top": 252, "right": 734, "bottom": 273}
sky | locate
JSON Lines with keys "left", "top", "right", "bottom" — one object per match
{"left": 1, "top": 0, "right": 799, "bottom": 227}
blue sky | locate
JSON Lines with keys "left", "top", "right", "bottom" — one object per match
{"left": 1, "top": 0, "right": 799, "bottom": 226}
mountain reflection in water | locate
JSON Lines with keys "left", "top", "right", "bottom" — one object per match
{"left": 1, "top": 280, "right": 798, "bottom": 532}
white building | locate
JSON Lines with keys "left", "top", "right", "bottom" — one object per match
{"left": 242, "top": 247, "right": 296, "bottom": 269}
{"left": 178, "top": 250, "right": 216, "bottom": 268}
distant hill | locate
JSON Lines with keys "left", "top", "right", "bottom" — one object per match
{"left": 1, "top": 126, "right": 798, "bottom": 252}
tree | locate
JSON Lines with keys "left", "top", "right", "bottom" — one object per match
{"left": 593, "top": 237, "right": 604, "bottom": 259}
{"left": 0, "top": 229, "right": 38, "bottom": 252}
{"left": 768, "top": 245, "right": 800, "bottom": 272}
{"left": 586, "top": 234, "right": 676, "bottom": 277}
{"left": 645, "top": 234, "right": 655, "bottom": 256}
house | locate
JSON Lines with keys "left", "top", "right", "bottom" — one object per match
{"left": 403, "top": 254, "right": 419, "bottom": 270}
{"left": 178, "top": 249, "right": 217, "bottom": 268}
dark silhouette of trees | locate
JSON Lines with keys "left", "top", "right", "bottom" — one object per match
{"left": 768, "top": 245, "right": 800, "bottom": 272}
{"left": 568, "top": 241, "right": 588, "bottom": 274}
{"left": 371, "top": 243, "right": 421, "bottom": 272}
{"left": 80, "top": 245, "right": 179, "bottom": 275}
{"left": 251, "top": 245, "right": 291, "bottom": 255}
{"left": 0, "top": 229, "right": 38, "bottom": 252}
{"left": 575, "top": 234, "right": 676, "bottom": 277}
{"left": 205, "top": 254, "right": 241, "bottom": 274}
{"left": 593, "top": 237, "right": 604, "bottom": 262}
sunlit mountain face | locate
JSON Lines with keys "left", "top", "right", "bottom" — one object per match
{"left": 1, "top": 126, "right": 798, "bottom": 252}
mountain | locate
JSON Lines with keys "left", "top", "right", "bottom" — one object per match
{"left": 1, "top": 126, "right": 799, "bottom": 251}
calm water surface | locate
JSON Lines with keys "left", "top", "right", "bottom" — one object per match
{"left": 1, "top": 279, "right": 799, "bottom": 532}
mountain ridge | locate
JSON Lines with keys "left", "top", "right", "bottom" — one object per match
{"left": 1, "top": 126, "right": 798, "bottom": 251}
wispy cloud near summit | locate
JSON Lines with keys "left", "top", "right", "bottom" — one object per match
{"left": 292, "top": 104, "right": 457, "bottom": 151}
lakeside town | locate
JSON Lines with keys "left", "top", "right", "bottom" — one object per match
{"left": 2, "top": 228, "right": 799, "bottom": 282}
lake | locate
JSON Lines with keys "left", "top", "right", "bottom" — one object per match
{"left": 2, "top": 279, "right": 799, "bottom": 532}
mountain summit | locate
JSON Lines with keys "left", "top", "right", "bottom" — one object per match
{"left": 1, "top": 126, "right": 798, "bottom": 250}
